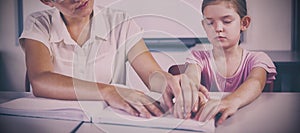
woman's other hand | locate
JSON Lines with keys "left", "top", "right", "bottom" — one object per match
{"left": 101, "top": 85, "right": 164, "bottom": 118}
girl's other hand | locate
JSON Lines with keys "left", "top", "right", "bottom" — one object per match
{"left": 193, "top": 97, "right": 239, "bottom": 126}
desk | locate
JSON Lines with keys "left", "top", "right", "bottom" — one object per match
{"left": 0, "top": 92, "right": 82, "bottom": 133}
{"left": 1, "top": 92, "right": 299, "bottom": 133}
{"left": 216, "top": 93, "right": 300, "bottom": 133}
{"left": 76, "top": 92, "right": 300, "bottom": 133}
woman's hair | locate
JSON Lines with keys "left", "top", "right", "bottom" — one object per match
{"left": 201, "top": 0, "right": 247, "bottom": 18}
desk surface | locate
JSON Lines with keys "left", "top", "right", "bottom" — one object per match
{"left": 0, "top": 92, "right": 82, "bottom": 133}
{"left": 0, "top": 92, "right": 299, "bottom": 133}
{"left": 77, "top": 92, "right": 300, "bottom": 133}
{"left": 216, "top": 93, "right": 300, "bottom": 133}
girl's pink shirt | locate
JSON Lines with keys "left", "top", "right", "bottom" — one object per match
{"left": 19, "top": 6, "right": 143, "bottom": 84}
{"left": 187, "top": 49, "right": 277, "bottom": 92}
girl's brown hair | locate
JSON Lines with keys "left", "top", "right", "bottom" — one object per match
{"left": 201, "top": 0, "right": 247, "bottom": 18}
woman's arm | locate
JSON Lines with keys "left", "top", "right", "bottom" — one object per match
{"left": 128, "top": 40, "right": 208, "bottom": 118}
{"left": 23, "top": 38, "right": 163, "bottom": 117}
{"left": 198, "top": 67, "right": 267, "bottom": 125}
{"left": 128, "top": 39, "right": 184, "bottom": 117}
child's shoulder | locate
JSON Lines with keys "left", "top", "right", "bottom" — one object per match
{"left": 245, "top": 50, "right": 270, "bottom": 58}
{"left": 244, "top": 50, "right": 272, "bottom": 62}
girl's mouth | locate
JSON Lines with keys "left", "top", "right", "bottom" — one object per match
{"left": 216, "top": 36, "right": 226, "bottom": 41}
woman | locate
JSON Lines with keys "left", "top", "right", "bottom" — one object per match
{"left": 20, "top": 0, "right": 204, "bottom": 118}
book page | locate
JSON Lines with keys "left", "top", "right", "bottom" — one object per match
{"left": 0, "top": 92, "right": 220, "bottom": 132}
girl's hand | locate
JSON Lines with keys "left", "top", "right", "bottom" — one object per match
{"left": 102, "top": 85, "right": 164, "bottom": 118}
{"left": 194, "top": 97, "right": 239, "bottom": 125}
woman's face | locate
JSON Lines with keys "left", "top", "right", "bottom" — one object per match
{"left": 202, "top": 2, "right": 242, "bottom": 49}
{"left": 51, "top": 0, "right": 94, "bottom": 19}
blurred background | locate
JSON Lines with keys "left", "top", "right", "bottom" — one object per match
{"left": 0, "top": 0, "right": 299, "bottom": 92}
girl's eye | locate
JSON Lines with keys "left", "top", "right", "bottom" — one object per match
{"left": 205, "top": 20, "right": 214, "bottom": 25}
{"left": 207, "top": 22, "right": 213, "bottom": 25}
{"left": 223, "top": 19, "right": 233, "bottom": 24}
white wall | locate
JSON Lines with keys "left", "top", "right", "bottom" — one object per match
{"left": 243, "top": 0, "right": 292, "bottom": 51}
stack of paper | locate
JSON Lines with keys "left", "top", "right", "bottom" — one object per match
{"left": 0, "top": 94, "right": 216, "bottom": 132}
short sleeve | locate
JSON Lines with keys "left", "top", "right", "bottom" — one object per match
{"left": 19, "top": 13, "right": 51, "bottom": 54}
{"left": 117, "top": 13, "right": 144, "bottom": 57}
{"left": 126, "top": 20, "right": 144, "bottom": 56}
{"left": 252, "top": 52, "right": 277, "bottom": 83}
{"left": 186, "top": 50, "right": 211, "bottom": 71}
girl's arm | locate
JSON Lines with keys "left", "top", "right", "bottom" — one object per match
{"left": 23, "top": 38, "right": 163, "bottom": 118}
{"left": 198, "top": 67, "right": 267, "bottom": 125}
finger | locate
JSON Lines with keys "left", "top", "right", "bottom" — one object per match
{"left": 191, "top": 82, "right": 199, "bottom": 113}
{"left": 162, "top": 87, "right": 174, "bottom": 109}
{"left": 198, "top": 84, "right": 210, "bottom": 99}
{"left": 143, "top": 97, "right": 164, "bottom": 116}
{"left": 204, "top": 106, "right": 220, "bottom": 122}
{"left": 174, "top": 99, "right": 184, "bottom": 119}
{"left": 132, "top": 103, "right": 152, "bottom": 118}
{"left": 167, "top": 75, "right": 182, "bottom": 99}
{"left": 199, "top": 101, "right": 220, "bottom": 122}
{"left": 118, "top": 101, "right": 139, "bottom": 117}
{"left": 144, "top": 104, "right": 163, "bottom": 117}
{"left": 181, "top": 75, "right": 192, "bottom": 117}
{"left": 193, "top": 101, "right": 204, "bottom": 120}
{"left": 168, "top": 77, "right": 184, "bottom": 118}
{"left": 216, "top": 109, "right": 231, "bottom": 125}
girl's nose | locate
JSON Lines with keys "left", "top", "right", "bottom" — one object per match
{"left": 215, "top": 22, "right": 224, "bottom": 33}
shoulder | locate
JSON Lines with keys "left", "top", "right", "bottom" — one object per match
{"left": 25, "top": 9, "right": 57, "bottom": 24}
{"left": 190, "top": 45, "right": 213, "bottom": 59}
{"left": 245, "top": 50, "right": 272, "bottom": 62}
{"left": 243, "top": 49, "right": 276, "bottom": 71}
{"left": 191, "top": 50, "right": 211, "bottom": 59}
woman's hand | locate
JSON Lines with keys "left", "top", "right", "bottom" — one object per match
{"left": 149, "top": 71, "right": 207, "bottom": 119}
{"left": 101, "top": 85, "right": 164, "bottom": 118}
{"left": 194, "top": 97, "right": 239, "bottom": 125}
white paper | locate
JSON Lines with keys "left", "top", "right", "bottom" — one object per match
{"left": 0, "top": 93, "right": 216, "bottom": 132}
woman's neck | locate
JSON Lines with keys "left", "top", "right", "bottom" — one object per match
{"left": 61, "top": 12, "right": 93, "bottom": 46}
{"left": 61, "top": 12, "right": 91, "bottom": 27}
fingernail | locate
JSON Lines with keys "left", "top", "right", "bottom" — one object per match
{"left": 194, "top": 106, "right": 198, "bottom": 111}
{"left": 218, "top": 120, "right": 223, "bottom": 125}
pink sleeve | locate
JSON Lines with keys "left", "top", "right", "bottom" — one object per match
{"left": 252, "top": 52, "right": 277, "bottom": 83}
{"left": 186, "top": 50, "right": 211, "bottom": 72}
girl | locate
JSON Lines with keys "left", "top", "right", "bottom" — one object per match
{"left": 20, "top": 0, "right": 197, "bottom": 118}
{"left": 185, "top": 0, "right": 277, "bottom": 125}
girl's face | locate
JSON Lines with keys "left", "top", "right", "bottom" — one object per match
{"left": 202, "top": 2, "right": 246, "bottom": 49}
{"left": 49, "top": 0, "right": 94, "bottom": 19}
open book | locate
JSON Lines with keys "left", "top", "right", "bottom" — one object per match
{"left": 0, "top": 92, "right": 218, "bottom": 132}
